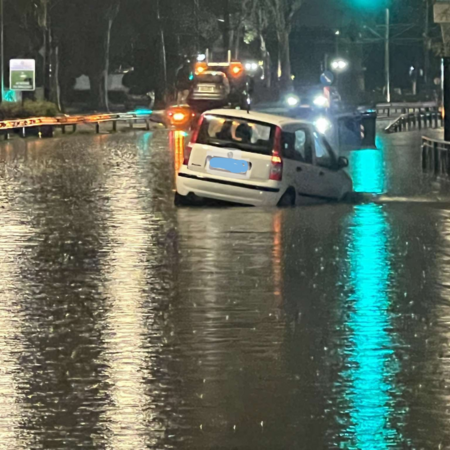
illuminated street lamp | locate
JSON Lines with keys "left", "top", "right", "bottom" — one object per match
{"left": 331, "top": 59, "right": 349, "bottom": 72}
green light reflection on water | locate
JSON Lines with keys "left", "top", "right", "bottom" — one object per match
{"left": 349, "top": 137, "right": 386, "bottom": 194}
{"left": 337, "top": 203, "right": 403, "bottom": 449}
{"left": 138, "top": 132, "right": 153, "bottom": 155}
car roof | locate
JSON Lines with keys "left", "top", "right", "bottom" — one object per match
{"left": 204, "top": 109, "right": 312, "bottom": 129}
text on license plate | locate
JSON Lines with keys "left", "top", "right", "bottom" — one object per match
{"left": 209, "top": 157, "right": 249, "bottom": 174}
{"left": 199, "top": 86, "right": 215, "bottom": 92}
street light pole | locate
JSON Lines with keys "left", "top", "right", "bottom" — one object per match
{"left": 156, "top": 0, "right": 167, "bottom": 100}
{"left": 385, "top": 8, "right": 390, "bottom": 103}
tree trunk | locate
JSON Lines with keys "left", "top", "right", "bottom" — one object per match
{"left": 89, "top": 72, "right": 105, "bottom": 111}
{"left": 157, "top": 0, "right": 167, "bottom": 102}
{"left": 233, "top": 25, "right": 243, "bottom": 59}
{"left": 223, "top": 0, "right": 230, "bottom": 53}
{"left": 260, "top": 34, "right": 271, "bottom": 88}
{"left": 50, "top": 43, "right": 61, "bottom": 111}
{"left": 104, "top": 17, "right": 113, "bottom": 112}
{"left": 104, "top": 1, "right": 120, "bottom": 112}
{"left": 278, "top": 29, "right": 292, "bottom": 91}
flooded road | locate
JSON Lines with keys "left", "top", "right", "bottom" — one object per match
{"left": 1, "top": 128, "right": 450, "bottom": 449}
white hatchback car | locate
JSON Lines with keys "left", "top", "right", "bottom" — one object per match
{"left": 175, "top": 109, "right": 353, "bottom": 207}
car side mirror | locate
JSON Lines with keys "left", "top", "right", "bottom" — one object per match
{"left": 338, "top": 156, "right": 348, "bottom": 169}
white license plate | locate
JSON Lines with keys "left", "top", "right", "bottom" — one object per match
{"left": 199, "top": 86, "right": 215, "bottom": 92}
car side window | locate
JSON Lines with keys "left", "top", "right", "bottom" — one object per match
{"left": 294, "top": 129, "right": 313, "bottom": 163}
{"left": 313, "top": 132, "right": 337, "bottom": 169}
{"left": 282, "top": 129, "right": 312, "bottom": 163}
{"left": 282, "top": 132, "right": 296, "bottom": 160}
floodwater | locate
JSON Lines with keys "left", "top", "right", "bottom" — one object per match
{"left": 1, "top": 127, "right": 450, "bottom": 449}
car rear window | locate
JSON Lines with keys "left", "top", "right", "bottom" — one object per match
{"left": 197, "top": 115, "right": 276, "bottom": 155}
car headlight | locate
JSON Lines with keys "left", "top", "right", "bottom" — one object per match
{"left": 313, "top": 95, "right": 328, "bottom": 107}
{"left": 286, "top": 94, "right": 300, "bottom": 107}
{"left": 315, "top": 117, "right": 331, "bottom": 134}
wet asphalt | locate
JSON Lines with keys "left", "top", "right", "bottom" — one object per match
{"left": 1, "top": 126, "right": 450, "bottom": 449}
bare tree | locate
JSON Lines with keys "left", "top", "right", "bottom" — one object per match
{"left": 267, "top": 0, "right": 304, "bottom": 89}
{"left": 242, "top": 0, "right": 272, "bottom": 87}
{"left": 104, "top": 0, "right": 120, "bottom": 111}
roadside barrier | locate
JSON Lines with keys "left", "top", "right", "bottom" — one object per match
{"left": 385, "top": 110, "right": 442, "bottom": 133}
{"left": 0, "top": 112, "right": 156, "bottom": 140}
{"left": 377, "top": 102, "right": 438, "bottom": 118}
{"left": 422, "top": 136, "right": 450, "bottom": 178}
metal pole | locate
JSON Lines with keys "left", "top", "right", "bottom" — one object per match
{"left": 424, "top": 0, "right": 430, "bottom": 85}
{"left": 1, "top": 0, "right": 4, "bottom": 102}
{"left": 157, "top": 0, "right": 167, "bottom": 100}
{"left": 385, "top": 8, "right": 390, "bottom": 103}
{"left": 224, "top": 0, "right": 230, "bottom": 54}
{"left": 43, "top": 0, "right": 48, "bottom": 100}
{"left": 442, "top": 57, "right": 450, "bottom": 141}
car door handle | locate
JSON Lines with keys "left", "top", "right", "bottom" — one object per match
{"left": 296, "top": 167, "right": 302, "bottom": 172}
{"left": 319, "top": 171, "right": 324, "bottom": 176}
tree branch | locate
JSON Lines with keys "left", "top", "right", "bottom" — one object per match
{"left": 287, "top": 0, "right": 303, "bottom": 23}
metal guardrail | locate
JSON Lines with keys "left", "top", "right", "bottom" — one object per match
{"left": 0, "top": 112, "right": 157, "bottom": 140}
{"left": 377, "top": 102, "right": 438, "bottom": 117}
{"left": 385, "top": 111, "right": 442, "bottom": 133}
{"left": 422, "top": 136, "right": 450, "bottom": 178}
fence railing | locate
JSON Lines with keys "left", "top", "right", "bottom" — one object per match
{"left": 377, "top": 102, "right": 438, "bottom": 117}
{"left": 385, "top": 111, "right": 442, "bottom": 133}
{"left": 422, "top": 136, "right": 450, "bottom": 177}
{"left": 0, "top": 112, "right": 158, "bottom": 140}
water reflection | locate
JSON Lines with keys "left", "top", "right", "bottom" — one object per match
{"left": 171, "top": 130, "right": 186, "bottom": 182}
{"left": 272, "top": 211, "right": 283, "bottom": 305}
{"left": 101, "top": 147, "right": 169, "bottom": 448}
{"left": 0, "top": 175, "right": 29, "bottom": 449}
{"left": 336, "top": 204, "right": 403, "bottom": 449}
{"left": 349, "top": 141, "right": 386, "bottom": 194}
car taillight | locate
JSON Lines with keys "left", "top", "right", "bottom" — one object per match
{"left": 183, "top": 144, "right": 193, "bottom": 165}
{"left": 269, "top": 127, "right": 283, "bottom": 181}
{"left": 184, "top": 115, "right": 204, "bottom": 165}
{"left": 173, "top": 112, "right": 186, "bottom": 122}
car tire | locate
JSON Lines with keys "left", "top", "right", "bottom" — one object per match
{"left": 174, "top": 192, "right": 190, "bottom": 207}
{"left": 278, "top": 189, "right": 296, "bottom": 207}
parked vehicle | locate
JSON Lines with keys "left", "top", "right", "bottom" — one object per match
{"left": 188, "top": 71, "right": 231, "bottom": 111}
{"left": 175, "top": 110, "right": 353, "bottom": 207}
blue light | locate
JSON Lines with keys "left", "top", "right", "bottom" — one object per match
{"left": 134, "top": 109, "right": 153, "bottom": 115}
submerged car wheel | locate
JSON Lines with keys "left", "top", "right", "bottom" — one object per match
{"left": 278, "top": 189, "right": 296, "bottom": 207}
{"left": 174, "top": 192, "right": 191, "bottom": 206}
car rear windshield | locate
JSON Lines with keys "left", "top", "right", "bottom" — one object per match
{"left": 197, "top": 115, "right": 276, "bottom": 155}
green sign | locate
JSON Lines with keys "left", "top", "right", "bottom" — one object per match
{"left": 10, "top": 59, "right": 35, "bottom": 91}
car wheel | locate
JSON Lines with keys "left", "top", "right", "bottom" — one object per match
{"left": 278, "top": 189, "right": 296, "bottom": 207}
{"left": 174, "top": 192, "right": 190, "bottom": 206}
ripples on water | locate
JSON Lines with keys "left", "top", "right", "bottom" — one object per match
{"left": 0, "top": 130, "right": 450, "bottom": 448}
